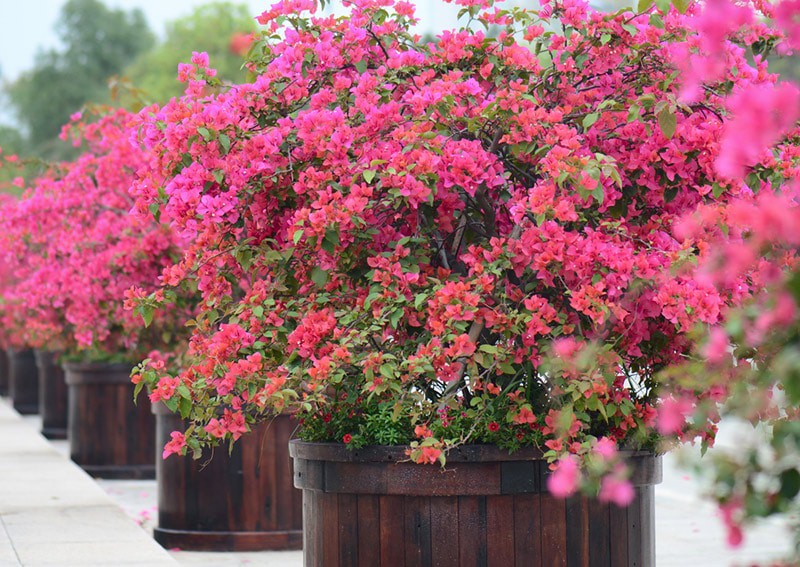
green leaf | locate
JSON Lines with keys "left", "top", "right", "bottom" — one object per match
{"left": 293, "top": 229, "right": 304, "bottom": 244}
{"left": 389, "top": 308, "right": 404, "bottom": 329}
{"left": 591, "top": 185, "right": 605, "bottom": 205}
{"left": 672, "top": 0, "right": 690, "bottom": 13}
{"left": 218, "top": 133, "right": 231, "bottom": 154}
{"left": 355, "top": 60, "right": 367, "bottom": 74}
{"left": 583, "top": 113, "right": 600, "bottom": 128}
{"left": 141, "top": 305, "right": 154, "bottom": 328}
{"left": 148, "top": 202, "right": 161, "bottom": 222}
{"left": 133, "top": 380, "right": 144, "bottom": 401}
{"left": 363, "top": 170, "right": 377, "bottom": 183}
{"left": 311, "top": 266, "right": 328, "bottom": 287}
{"left": 197, "top": 127, "right": 211, "bottom": 141}
{"left": 638, "top": 0, "right": 655, "bottom": 11}
{"left": 649, "top": 13, "right": 665, "bottom": 28}
{"left": 657, "top": 108, "right": 677, "bottom": 139}
{"left": 780, "top": 468, "right": 800, "bottom": 501}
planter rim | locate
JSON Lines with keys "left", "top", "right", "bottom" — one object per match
{"left": 63, "top": 362, "right": 133, "bottom": 385}
{"left": 289, "top": 439, "right": 656, "bottom": 464}
{"left": 62, "top": 361, "right": 133, "bottom": 371}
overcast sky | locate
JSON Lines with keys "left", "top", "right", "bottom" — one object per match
{"left": 0, "top": 0, "right": 466, "bottom": 84}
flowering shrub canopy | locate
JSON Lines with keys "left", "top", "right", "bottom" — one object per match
{"left": 0, "top": 108, "right": 185, "bottom": 361}
{"left": 128, "top": 0, "right": 798, "bottom": 508}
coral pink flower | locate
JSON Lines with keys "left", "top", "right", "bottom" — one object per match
{"left": 162, "top": 431, "right": 186, "bottom": 459}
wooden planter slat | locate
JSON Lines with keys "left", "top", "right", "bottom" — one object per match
{"left": 64, "top": 362, "right": 155, "bottom": 479}
{"left": 8, "top": 349, "right": 39, "bottom": 415}
{"left": 153, "top": 408, "right": 302, "bottom": 551}
{"left": 486, "top": 495, "right": 515, "bottom": 566}
{"left": 0, "top": 349, "right": 8, "bottom": 397}
{"left": 35, "top": 350, "right": 68, "bottom": 439}
{"left": 429, "top": 496, "right": 458, "bottom": 567}
{"left": 291, "top": 440, "right": 661, "bottom": 567}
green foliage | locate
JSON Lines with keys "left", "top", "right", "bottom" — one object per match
{"left": 299, "top": 397, "right": 413, "bottom": 448}
{"left": 123, "top": 2, "right": 257, "bottom": 104}
{"left": 4, "top": 0, "right": 154, "bottom": 154}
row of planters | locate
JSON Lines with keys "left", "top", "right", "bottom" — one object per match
{"left": 2, "top": 0, "right": 800, "bottom": 564}
{"left": 0, "top": 109, "right": 301, "bottom": 550}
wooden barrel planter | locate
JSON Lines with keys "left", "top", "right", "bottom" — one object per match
{"left": 154, "top": 405, "right": 303, "bottom": 551}
{"left": 35, "top": 350, "right": 68, "bottom": 439}
{"left": 290, "top": 442, "right": 662, "bottom": 567}
{"left": 0, "top": 348, "right": 8, "bottom": 397}
{"left": 64, "top": 362, "right": 155, "bottom": 479}
{"left": 8, "top": 348, "right": 39, "bottom": 415}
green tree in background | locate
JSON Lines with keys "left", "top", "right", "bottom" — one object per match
{"left": 124, "top": 2, "right": 257, "bottom": 104}
{"left": 5, "top": 0, "right": 153, "bottom": 155}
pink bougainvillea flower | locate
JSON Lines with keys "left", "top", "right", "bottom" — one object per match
{"left": 599, "top": 473, "right": 635, "bottom": 507}
{"left": 657, "top": 396, "right": 694, "bottom": 436}
{"left": 716, "top": 83, "right": 800, "bottom": 180}
{"left": 162, "top": 431, "right": 186, "bottom": 459}
{"left": 547, "top": 455, "right": 580, "bottom": 499}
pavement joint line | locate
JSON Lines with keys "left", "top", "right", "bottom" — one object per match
{"left": 0, "top": 513, "right": 21, "bottom": 566}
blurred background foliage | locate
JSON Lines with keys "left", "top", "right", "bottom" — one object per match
{"left": 0, "top": 0, "right": 255, "bottom": 184}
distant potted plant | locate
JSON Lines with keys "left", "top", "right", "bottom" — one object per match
{"left": 0, "top": 108, "right": 186, "bottom": 477}
{"left": 129, "top": 0, "right": 798, "bottom": 563}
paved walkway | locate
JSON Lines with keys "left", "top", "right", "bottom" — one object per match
{"left": 0, "top": 398, "right": 175, "bottom": 567}
{"left": 2, "top": 396, "right": 794, "bottom": 566}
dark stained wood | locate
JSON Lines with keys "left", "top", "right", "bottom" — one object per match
{"left": 565, "top": 496, "right": 589, "bottom": 567}
{"left": 404, "top": 496, "right": 432, "bottom": 567}
{"left": 303, "top": 489, "right": 322, "bottom": 567}
{"left": 338, "top": 493, "right": 359, "bottom": 566}
{"left": 291, "top": 441, "right": 661, "bottom": 567}
{"left": 63, "top": 362, "right": 154, "bottom": 479}
{"left": 8, "top": 348, "right": 39, "bottom": 414}
{"left": 430, "top": 497, "right": 459, "bottom": 567}
{"left": 458, "top": 496, "right": 487, "bottom": 567}
{"left": 540, "top": 492, "right": 568, "bottom": 567}
{"left": 514, "top": 493, "right": 541, "bottom": 567}
{"left": 0, "top": 348, "right": 8, "bottom": 396}
{"left": 588, "top": 497, "right": 611, "bottom": 567}
{"left": 357, "top": 495, "right": 381, "bottom": 567}
{"left": 379, "top": 495, "right": 405, "bottom": 566}
{"left": 486, "top": 495, "right": 514, "bottom": 566}
{"left": 609, "top": 496, "right": 630, "bottom": 566}
{"left": 501, "top": 460, "right": 538, "bottom": 493}
{"left": 322, "top": 492, "right": 340, "bottom": 566}
{"left": 35, "top": 350, "right": 68, "bottom": 439}
{"left": 154, "top": 410, "right": 302, "bottom": 551}
{"left": 629, "top": 486, "right": 656, "bottom": 567}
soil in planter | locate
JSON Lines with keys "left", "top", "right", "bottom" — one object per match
{"left": 8, "top": 349, "right": 39, "bottom": 415}
{"left": 154, "top": 407, "right": 303, "bottom": 551}
{"left": 291, "top": 442, "right": 661, "bottom": 567}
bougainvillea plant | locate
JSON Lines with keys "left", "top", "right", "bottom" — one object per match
{"left": 129, "top": 0, "right": 798, "bottom": 512}
{"left": 0, "top": 108, "right": 187, "bottom": 362}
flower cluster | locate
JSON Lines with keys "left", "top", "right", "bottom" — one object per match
{"left": 0, "top": 108, "right": 187, "bottom": 361}
{"left": 122, "top": 0, "right": 800, "bottom": 514}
